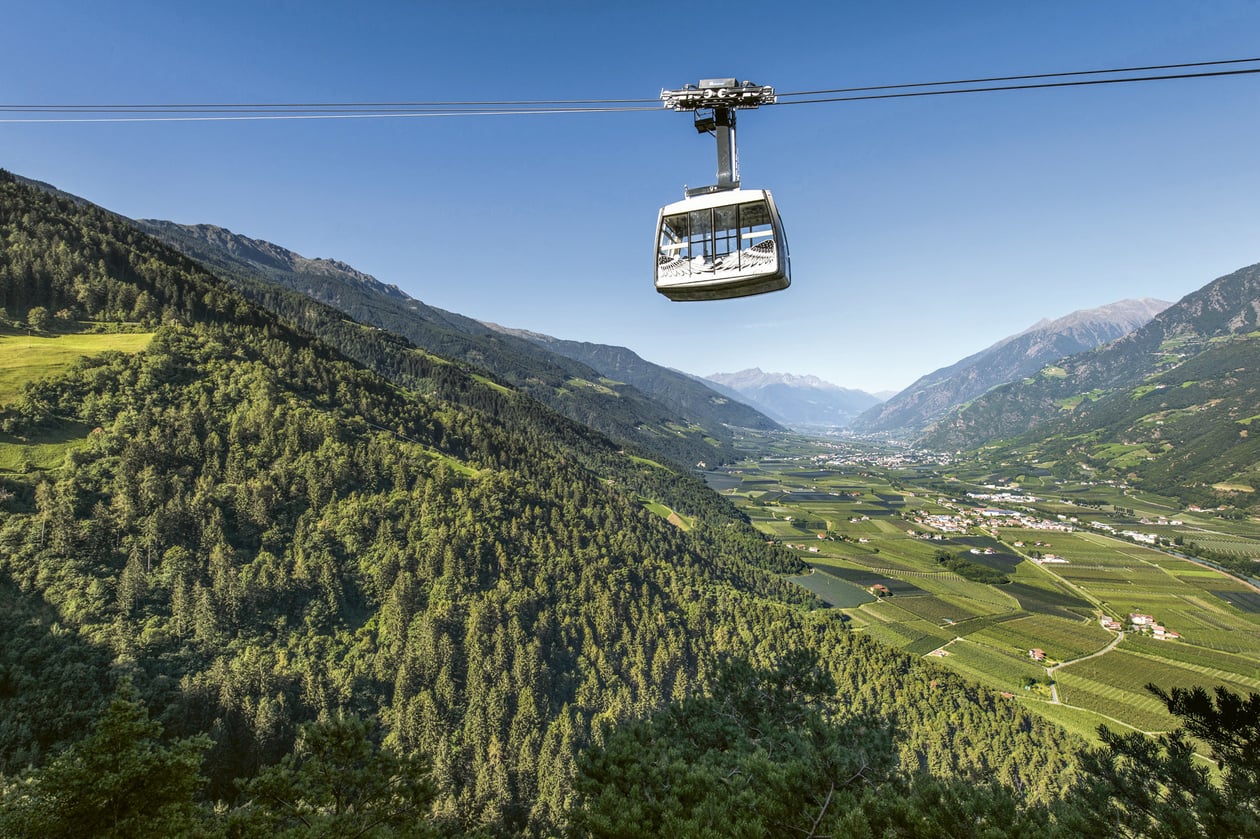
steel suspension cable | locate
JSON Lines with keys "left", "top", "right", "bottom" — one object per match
{"left": 1, "top": 57, "right": 1257, "bottom": 123}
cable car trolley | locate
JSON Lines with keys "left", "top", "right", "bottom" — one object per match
{"left": 655, "top": 78, "right": 789, "bottom": 302}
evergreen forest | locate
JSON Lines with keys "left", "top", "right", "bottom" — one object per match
{"left": 1, "top": 171, "right": 1257, "bottom": 836}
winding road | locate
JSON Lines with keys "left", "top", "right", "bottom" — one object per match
{"left": 1045, "top": 630, "right": 1125, "bottom": 704}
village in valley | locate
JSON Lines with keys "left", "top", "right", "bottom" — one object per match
{"left": 704, "top": 432, "right": 1260, "bottom": 744}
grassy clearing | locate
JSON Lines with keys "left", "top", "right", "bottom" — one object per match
{"left": 470, "top": 373, "right": 513, "bottom": 395}
{"left": 640, "top": 498, "right": 693, "bottom": 531}
{"left": 562, "top": 376, "right": 619, "bottom": 397}
{"left": 0, "top": 330, "right": 155, "bottom": 474}
{"left": 628, "top": 454, "right": 668, "bottom": 470}
{"left": 0, "top": 421, "right": 95, "bottom": 472}
{"left": 0, "top": 331, "right": 154, "bottom": 405}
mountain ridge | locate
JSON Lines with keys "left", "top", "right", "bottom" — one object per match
{"left": 484, "top": 325, "right": 782, "bottom": 435}
{"left": 135, "top": 219, "right": 778, "bottom": 466}
{"left": 919, "top": 262, "right": 1260, "bottom": 454}
{"left": 157, "top": 222, "right": 412, "bottom": 302}
{"left": 853, "top": 298, "right": 1170, "bottom": 435}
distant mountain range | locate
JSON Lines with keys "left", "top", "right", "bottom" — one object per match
{"left": 917, "top": 261, "right": 1260, "bottom": 509}
{"left": 704, "top": 368, "right": 883, "bottom": 430}
{"left": 851, "top": 299, "right": 1170, "bottom": 436}
{"left": 136, "top": 220, "right": 780, "bottom": 466}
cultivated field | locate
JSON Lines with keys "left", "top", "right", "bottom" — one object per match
{"left": 710, "top": 434, "right": 1260, "bottom": 743}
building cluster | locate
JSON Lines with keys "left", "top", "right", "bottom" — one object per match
{"left": 1127, "top": 612, "right": 1181, "bottom": 640}
{"left": 906, "top": 506, "right": 1077, "bottom": 534}
{"left": 966, "top": 491, "right": 1040, "bottom": 504}
{"left": 807, "top": 448, "right": 951, "bottom": 469}
{"left": 911, "top": 513, "right": 969, "bottom": 533}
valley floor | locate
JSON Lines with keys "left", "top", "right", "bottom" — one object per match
{"left": 709, "top": 431, "right": 1260, "bottom": 746}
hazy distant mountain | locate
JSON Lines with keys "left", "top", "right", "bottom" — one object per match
{"left": 704, "top": 368, "right": 882, "bottom": 429}
{"left": 920, "top": 262, "right": 1260, "bottom": 452}
{"left": 852, "top": 299, "right": 1170, "bottom": 436}
{"left": 137, "top": 220, "right": 776, "bottom": 465}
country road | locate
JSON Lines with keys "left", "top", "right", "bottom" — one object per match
{"left": 1045, "top": 630, "right": 1124, "bottom": 703}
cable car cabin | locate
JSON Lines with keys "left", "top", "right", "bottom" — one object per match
{"left": 655, "top": 188, "right": 789, "bottom": 301}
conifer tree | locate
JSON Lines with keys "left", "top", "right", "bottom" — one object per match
{"left": 0, "top": 683, "right": 210, "bottom": 838}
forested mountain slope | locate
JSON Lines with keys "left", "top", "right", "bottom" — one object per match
{"left": 136, "top": 219, "right": 762, "bottom": 467}
{"left": 921, "top": 262, "right": 1260, "bottom": 451}
{"left": 854, "top": 299, "right": 1169, "bottom": 435}
{"left": 986, "top": 331, "right": 1260, "bottom": 521}
{"left": 0, "top": 171, "right": 1078, "bottom": 833}
{"left": 486, "top": 325, "right": 781, "bottom": 434}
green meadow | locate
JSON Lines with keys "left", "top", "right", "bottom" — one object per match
{"left": 0, "top": 329, "right": 154, "bottom": 472}
{"left": 0, "top": 330, "right": 154, "bottom": 404}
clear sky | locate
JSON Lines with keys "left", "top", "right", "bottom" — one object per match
{"left": 4, "top": 2, "right": 1260, "bottom": 393}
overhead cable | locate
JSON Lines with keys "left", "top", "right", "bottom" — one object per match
{"left": 0, "top": 106, "right": 660, "bottom": 124}
{"left": 774, "top": 66, "right": 1260, "bottom": 106}
{"left": 1, "top": 57, "right": 1257, "bottom": 123}
{"left": 775, "top": 56, "right": 1260, "bottom": 97}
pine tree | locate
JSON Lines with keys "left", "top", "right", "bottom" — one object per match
{"left": 0, "top": 683, "right": 209, "bottom": 838}
{"left": 227, "top": 716, "right": 436, "bottom": 837}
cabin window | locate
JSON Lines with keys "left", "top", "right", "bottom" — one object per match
{"left": 658, "top": 200, "right": 776, "bottom": 278}
{"left": 713, "top": 205, "right": 739, "bottom": 259}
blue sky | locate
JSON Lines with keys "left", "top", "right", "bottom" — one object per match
{"left": 4, "top": 2, "right": 1260, "bottom": 393}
